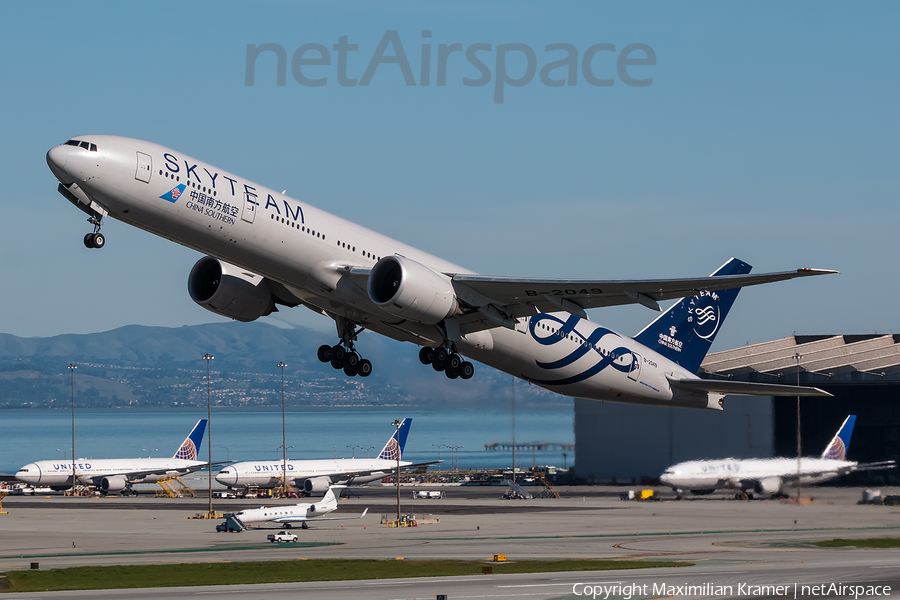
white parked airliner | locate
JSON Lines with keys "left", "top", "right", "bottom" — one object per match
{"left": 216, "top": 417, "right": 433, "bottom": 493}
{"left": 15, "top": 419, "right": 208, "bottom": 495}
{"left": 46, "top": 136, "right": 836, "bottom": 410}
{"left": 660, "top": 416, "right": 896, "bottom": 497}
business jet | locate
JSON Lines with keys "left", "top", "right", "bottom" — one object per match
{"left": 15, "top": 419, "right": 209, "bottom": 495}
{"left": 660, "top": 416, "right": 896, "bottom": 498}
{"left": 231, "top": 485, "right": 367, "bottom": 530}
{"left": 216, "top": 417, "right": 432, "bottom": 493}
{"left": 46, "top": 136, "right": 836, "bottom": 410}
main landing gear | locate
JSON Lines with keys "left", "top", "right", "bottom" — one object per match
{"left": 83, "top": 216, "right": 105, "bottom": 249}
{"left": 316, "top": 316, "right": 372, "bottom": 377}
{"left": 419, "top": 346, "right": 474, "bottom": 380}
{"left": 317, "top": 343, "right": 372, "bottom": 377}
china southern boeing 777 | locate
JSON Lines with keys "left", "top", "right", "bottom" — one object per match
{"left": 46, "top": 136, "right": 836, "bottom": 410}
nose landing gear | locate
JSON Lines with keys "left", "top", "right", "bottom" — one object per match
{"left": 418, "top": 345, "right": 474, "bottom": 380}
{"left": 83, "top": 216, "right": 105, "bottom": 249}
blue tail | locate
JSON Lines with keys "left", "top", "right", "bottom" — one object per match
{"left": 378, "top": 418, "right": 411, "bottom": 461}
{"left": 173, "top": 419, "right": 208, "bottom": 460}
{"left": 822, "top": 415, "right": 855, "bottom": 460}
{"left": 633, "top": 258, "right": 752, "bottom": 373}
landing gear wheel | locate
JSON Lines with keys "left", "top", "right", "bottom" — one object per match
{"left": 343, "top": 363, "right": 358, "bottom": 377}
{"left": 432, "top": 359, "right": 445, "bottom": 372}
{"left": 418, "top": 347, "right": 434, "bottom": 365}
{"left": 331, "top": 355, "right": 343, "bottom": 370}
{"left": 317, "top": 345, "right": 332, "bottom": 363}
{"left": 459, "top": 361, "right": 474, "bottom": 379}
{"left": 447, "top": 354, "right": 462, "bottom": 371}
{"left": 91, "top": 232, "right": 105, "bottom": 248}
{"left": 434, "top": 348, "right": 449, "bottom": 366}
{"left": 358, "top": 359, "right": 372, "bottom": 377}
{"left": 301, "top": 522, "right": 309, "bottom": 530}
{"left": 332, "top": 345, "right": 346, "bottom": 362}
{"left": 345, "top": 352, "right": 360, "bottom": 369}
{"left": 445, "top": 366, "right": 459, "bottom": 379}
{"left": 83, "top": 233, "right": 95, "bottom": 248}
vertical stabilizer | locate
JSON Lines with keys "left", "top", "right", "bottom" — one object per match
{"left": 378, "top": 418, "right": 411, "bottom": 461}
{"left": 321, "top": 485, "right": 344, "bottom": 508}
{"left": 633, "top": 258, "right": 752, "bottom": 373}
{"left": 822, "top": 415, "right": 855, "bottom": 460}
{"left": 173, "top": 419, "right": 208, "bottom": 460}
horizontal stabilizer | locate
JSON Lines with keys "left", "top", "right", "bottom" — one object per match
{"left": 856, "top": 460, "right": 897, "bottom": 472}
{"left": 667, "top": 376, "right": 833, "bottom": 397}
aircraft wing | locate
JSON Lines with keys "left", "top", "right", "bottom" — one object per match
{"left": 276, "top": 508, "right": 368, "bottom": 523}
{"left": 293, "top": 461, "right": 441, "bottom": 484}
{"left": 667, "top": 377, "right": 833, "bottom": 397}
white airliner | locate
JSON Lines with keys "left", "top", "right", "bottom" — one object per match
{"left": 46, "top": 136, "right": 837, "bottom": 410}
{"left": 660, "top": 416, "right": 896, "bottom": 497}
{"left": 15, "top": 419, "right": 208, "bottom": 495}
{"left": 216, "top": 417, "right": 431, "bottom": 493}
{"left": 231, "top": 485, "right": 367, "bottom": 530}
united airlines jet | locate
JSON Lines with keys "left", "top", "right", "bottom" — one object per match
{"left": 46, "top": 136, "right": 836, "bottom": 410}
{"left": 216, "top": 417, "right": 432, "bottom": 493}
{"left": 660, "top": 416, "right": 896, "bottom": 497}
{"left": 15, "top": 419, "right": 208, "bottom": 495}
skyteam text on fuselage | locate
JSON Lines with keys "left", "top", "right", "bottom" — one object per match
{"left": 46, "top": 136, "right": 837, "bottom": 409}
{"left": 15, "top": 419, "right": 208, "bottom": 495}
{"left": 215, "top": 418, "right": 431, "bottom": 493}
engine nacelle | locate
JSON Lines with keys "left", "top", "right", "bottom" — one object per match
{"left": 303, "top": 476, "right": 331, "bottom": 494}
{"left": 367, "top": 256, "right": 458, "bottom": 324}
{"left": 755, "top": 476, "right": 783, "bottom": 496}
{"left": 188, "top": 257, "right": 276, "bottom": 322}
{"left": 100, "top": 475, "right": 128, "bottom": 493}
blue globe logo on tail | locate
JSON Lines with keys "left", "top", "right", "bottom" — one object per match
{"left": 173, "top": 419, "right": 207, "bottom": 461}
{"left": 175, "top": 439, "right": 198, "bottom": 461}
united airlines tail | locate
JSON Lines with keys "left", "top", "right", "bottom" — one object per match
{"left": 173, "top": 419, "right": 208, "bottom": 460}
{"left": 377, "top": 418, "right": 411, "bottom": 461}
{"left": 633, "top": 258, "right": 752, "bottom": 374}
{"left": 822, "top": 415, "right": 855, "bottom": 460}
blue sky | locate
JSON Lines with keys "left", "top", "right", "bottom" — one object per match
{"left": 2, "top": 2, "right": 897, "bottom": 353}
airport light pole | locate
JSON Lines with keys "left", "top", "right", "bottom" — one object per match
{"left": 68, "top": 364, "right": 76, "bottom": 494}
{"left": 366, "top": 446, "right": 376, "bottom": 458}
{"left": 450, "top": 445, "right": 464, "bottom": 471}
{"left": 392, "top": 419, "right": 401, "bottom": 524}
{"left": 433, "top": 443, "right": 448, "bottom": 466}
{"left": 278, "top": 361, "right": 288, "bottom": 496}
{"left": 203, "top": 353, "right": 214, "bottom": 517}
{"left": 220, "top": 446, "right": 230, "bottom": 462}
{"left": 143, "top": 448, "right": 158, "bottom": 458}
{"left": 794, "top": 352, "right": 803, "bottom": 503}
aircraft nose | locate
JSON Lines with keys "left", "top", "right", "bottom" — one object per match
{"left": 215, "top": 468, "right": 236, "bottom": 486}
{"left": 46, "top": 145, "right": 72, "bottom": 184}
{"left": 16, "top": 463, "right": 40, "bottom": 484}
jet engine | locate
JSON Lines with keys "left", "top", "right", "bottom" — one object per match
{"left": 188, "top": 257, "right": 276, "bottom": 322}
{"left": 755, "top": 476, "right": 783, "bottom": 496}
{"left": 100, "top": 475, "right": 128, "bottom": 493}
{"left": 367, "top": 256, "right": 458, "bottom": 324}
{"left": 303, "top": 476, "right": 331, "bottom": 494}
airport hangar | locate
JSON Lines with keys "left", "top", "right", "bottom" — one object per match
{"left": 575, "top": 334, "right": 900, "bottom": 484}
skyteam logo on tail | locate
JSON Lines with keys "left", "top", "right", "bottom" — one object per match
{"left": 175, "top": 439, "right": 198, "bottom": 461}
{"left": 160, "top": 184, "right": 186, "bottom": 203}
{"left": 689, "top": 293, "right": 722, "bottom": 340}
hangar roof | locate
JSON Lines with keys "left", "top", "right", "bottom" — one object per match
{"left": 699, "top": 334, "right": 900, "bottom": 384}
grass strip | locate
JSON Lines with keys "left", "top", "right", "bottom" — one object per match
{"left": 3, "top": 558, "right": 690, "bottom": 593}
{"left": 813, "top": 537, "right": 900, "bottom": 548}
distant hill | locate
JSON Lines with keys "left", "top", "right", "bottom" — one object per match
{"left": 0, "top": 322, "right": 568, "bottom": 409}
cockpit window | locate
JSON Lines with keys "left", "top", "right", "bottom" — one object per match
{"left": 64, "top": 139, "right": 98, "bottom": 151}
